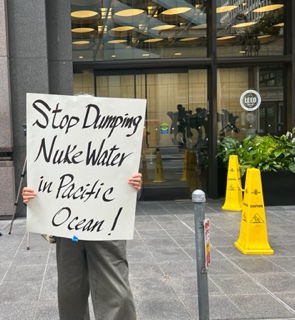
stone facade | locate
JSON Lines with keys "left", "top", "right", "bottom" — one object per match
{"left": 0, "top": 0, "right": 73, "bottom": 218}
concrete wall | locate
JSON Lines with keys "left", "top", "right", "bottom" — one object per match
{"left": 0, "top": 0, "right": 14, "bottom": 217}
{"left": 3, "top": 0, "right": 73, "bottom": 218}
{"left": 45, "top": 0, "right": 73, "bottom": 95}
{"left": 0, "top": 0, "right": 13, "bottom": 151}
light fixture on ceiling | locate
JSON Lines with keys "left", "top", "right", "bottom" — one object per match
{"left": 179, "top": 37, "right": 199, "bottom": 42}
{"left": 217, "top": 35, "right": 236, "bottom": 40}
{"left": 110, "top": 26, "right": 135, "bottom": 32}
{"left": 107, "top": 39, "right": 128, "bottom": 44}
{"left": 174, "top": 52, "right": 182, "bottom": 56}
{"left": 216, "top": 6, "right": 238, "bottom": 13}
{"left": 151, "top": 24, "right": 176, "bottom": 31}
{"left": 72, "top": 27, "right": 95, "bottom": 33}
{"left": 253, "top": 4, "right": 283, "bottom": 13}
{"left": 108, "top": 26, "right": 135, "bottom": 38}
{"left": 274, "top": 22, "right": 284, "bottom": 27}
{"left": 161, "top": 7, "right": 192, "bottom": 15}
{"left": 72, "top": 40, "right": 90, "bottom": 45}
{"left": 72, "top": 40, "right": 92, "bottom": 50}
{"left": 71, "top": 10, "right": 99, "bottom": 19}
{"left": 71, "top": 27, "right": 97, "bottom": 38}
{"left": 71, "top": 27, "right": 96, "bottom": 39}
{"left": 232, "top": 21, "right": 256, "bottom": 28}
{"left": 71, "top": 10, "right": 101, "bottom": 31}
{"left": 115, "top": 9, "right": 145, "bottom": 17}
{"left": 257, "top": 35, "right": 272, "bottom": 39}
{"left": 144, "top": 38, "right": 163, "bottom": 43}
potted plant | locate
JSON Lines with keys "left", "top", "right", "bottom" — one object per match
{"left": 217, "top": 128, "right": 295, "bottom": 205}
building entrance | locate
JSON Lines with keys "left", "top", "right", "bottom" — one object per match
{"left": 73, "top": 63, "right": 286, "bottom": 200}
{"left": 93, "top": 68, "right": 208, "bottom": 200}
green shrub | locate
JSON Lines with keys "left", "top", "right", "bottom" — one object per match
{"left": 217, "top": 128, "right": 295, "bottom": 176}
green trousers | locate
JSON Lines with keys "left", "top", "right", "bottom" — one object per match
{"left": 56, "top": 237, "right": 137, "bottom": 320}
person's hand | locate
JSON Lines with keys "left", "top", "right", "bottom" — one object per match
{"left": 128, "top": 173, "right": 142, "bottom": 191}
{"left": 22, "top": 187, "right": 37, "bottom": 204}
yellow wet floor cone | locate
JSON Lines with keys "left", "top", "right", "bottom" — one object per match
{"left": 222, "top": 155, "right": 243, "bottom": 211}
{"left": 181, "top": 150, "right": 188, "bottom": 181}
{"left": 153, "top": 149, "right": 165, "bottom": 182}
{"left": 235, "top": 168, "right": 274, "bottom": 255}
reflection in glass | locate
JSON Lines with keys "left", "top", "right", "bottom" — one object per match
{"left": 71, "top": 0, "right": 208, "bottom": 61}
{"left": 70, "top": 0, "right": 285, "bottom": 60}
{"left": 217, "top": 0, "right": 284, "bottom": 57}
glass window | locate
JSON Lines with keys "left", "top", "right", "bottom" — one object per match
{"left": 74, "top": 68, "right": 208, "bottom": 199}
{"left": 71, "top": 0, "right": 208, "bottom": 62}
{"left": 71, "top": 0, "right": 286, "bottom": 62}
{"left": 216, "top": 65, "right": 285, "bottom": 142}
{"left": 217, "top": 0, "right": 285, "bottom": 57}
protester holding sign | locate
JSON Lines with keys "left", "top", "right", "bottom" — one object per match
{"left": 24, "top": 93, "right": 146, "bottom": 319}
{"left": 22, "top": 172, "right": 141, "bottom": 320}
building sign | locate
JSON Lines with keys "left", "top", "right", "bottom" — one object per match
{"left": 26, "top": 93, "right": 146, "bottom": 241}
{"left": 240, "top": 90, "right": 261, "bottom": 111}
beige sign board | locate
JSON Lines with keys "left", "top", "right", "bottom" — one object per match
{"left": 26, "top": 93, "right": 146, "bottom": 241}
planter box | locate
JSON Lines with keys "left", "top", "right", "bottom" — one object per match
{"left": 219, "top": 168, "right": 295, "bottom": 206}
{"left": 260, "top": 171, "right": 295, "bottom": 206}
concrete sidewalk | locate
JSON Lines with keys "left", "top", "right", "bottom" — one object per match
{"left": 0, "top": 199, "right": 295, "bottom": 320}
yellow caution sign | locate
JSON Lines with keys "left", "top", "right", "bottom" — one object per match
{"left": 181, "top": 150, "right": 188, "bottom": 181}
{"left": 153, "top": 149, "right": 165, "bottom": 182}
{"left": 235, "top": 168, "right": 274, "bottom": 255}
{"left": 222, "top": 155, "right": 243, "bottom": 211}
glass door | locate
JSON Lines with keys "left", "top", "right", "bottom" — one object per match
{"left": 95, "top": 69, "right": 208, "bottom": 200}
{"left": 259, "top": 102, "right": 284, "bottom": 135}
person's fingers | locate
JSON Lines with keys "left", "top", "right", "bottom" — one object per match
{"left": 22, "top": 188, "right": 36, "bottom": 203}
{"left": 128, "top": 173, "right": 142, "bottom": 190}
{"left": 133, "top": 173, "right": 142, "bottom": 181}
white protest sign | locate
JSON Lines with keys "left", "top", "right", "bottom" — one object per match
{"left": 26, "top": 93, "right": 146, "bottom": 241}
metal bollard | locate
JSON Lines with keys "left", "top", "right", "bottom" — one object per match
{"left": 192, "top": 189, "right": 209, "bottom": 320}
